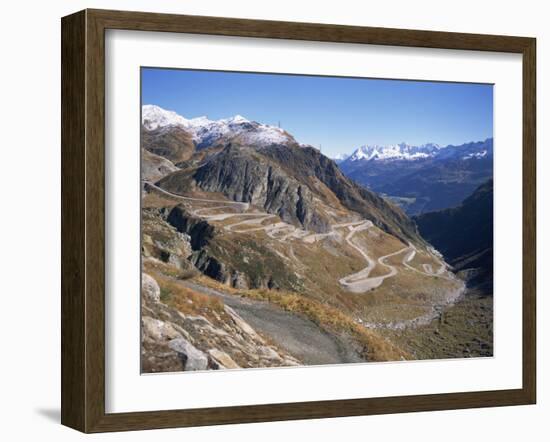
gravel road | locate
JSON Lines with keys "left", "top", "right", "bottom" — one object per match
{"left": 182, "top": 280, "right": 362, "bottom": 366}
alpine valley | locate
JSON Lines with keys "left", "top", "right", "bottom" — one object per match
{"left": 337, "top": 138, "right": 493, "bottom": 215}
{"left": 140, "top": 105, "right": 493, "bottom": 373}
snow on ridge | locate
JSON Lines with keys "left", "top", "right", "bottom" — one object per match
{"left": 462, "top": 149, "right": 488, "bottom": 160}
{"left": 222, "top": 114, "right": 249, "bottom": 124}
{"left": 348, "top": 142, "right": 442, "bottom": 162}
{"left": 142, "top": 104, "right": 294, "bottom": 147}
{"left": 142, "top": 104, "right": 191, "bottom": 130}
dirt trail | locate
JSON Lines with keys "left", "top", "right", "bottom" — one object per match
{"left": 182, "top": 281, "right": 362, "bottom": 365}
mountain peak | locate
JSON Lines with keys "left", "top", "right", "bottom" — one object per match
{"left": 142, "top": 104, "right": 190, "bottom": 130}
{"left": 224, "top": 114, "right": 249, "bottom": 124}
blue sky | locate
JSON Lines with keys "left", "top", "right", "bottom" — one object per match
{"left": 142, "top": 68, "right": 493, "bottom": 159}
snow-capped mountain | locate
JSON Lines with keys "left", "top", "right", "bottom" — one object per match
{"left": 348, "top": 142, "right": 442, "bottom": 162}
{"left": 342, "top": 139, "right": 493, "bottom": 164}
{"left": 142, "top": 104, "right": 295, "bottom": 148}
{"left": 338, "top": 138, "right": 493, "bottom": 215}
{"left": 142, "top": 104, "right": 191, "bottom": 130}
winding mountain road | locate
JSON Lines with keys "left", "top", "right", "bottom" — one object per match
{"left": 146, "top": 181, "right": 459, "bottom": 294}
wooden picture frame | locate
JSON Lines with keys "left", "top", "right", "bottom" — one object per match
{"left": 61, "top": 8, "right": 536, "bottom": 433}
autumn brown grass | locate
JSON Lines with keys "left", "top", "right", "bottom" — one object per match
{"left": 194, "top": 275, "right": 411, "bottom": 362}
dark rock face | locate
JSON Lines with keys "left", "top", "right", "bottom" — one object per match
{"left": 165, "top": 205, "right": 214, "bottom": 250}
{"left": 163, "top": 204, "right": 296, "bottom": 290}
{"left": 163, "top": 206, "right": 235, "bottom": 285}
{"left": 189, "top": 249, "right": 229, "bottom": 284}
{"left": 192, "top": 145, "right": 331, "bottom": 233}
{"left": 188, "top": 246, "right": 289, "bottom": 291}
{"left": 414, "top": 179, "right": 493, "bottom": 293}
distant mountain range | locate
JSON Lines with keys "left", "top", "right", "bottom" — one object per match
{"left": 341, "top": 139, "right": 491, "bottom": 163}
{"left": 414, "top": 180, "right": 493, "bottom": 293}
{"left": 346, "top": 142, "right": 444, "bottom": 161}
{"left": 338, "top": 138, "right": 493, "bottom": 215}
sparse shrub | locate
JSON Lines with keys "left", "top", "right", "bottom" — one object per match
{"left": 152, "top": 273, "right": 227, "bottom": 324}
{"left": 160, "top": 287, "right": 172, "bottom": 302}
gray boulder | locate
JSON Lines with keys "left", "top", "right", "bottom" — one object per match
{"left": 142, "top": 316, "right": 181, "bottom": 342}
{"left": 142, "top": 273, "right": 161, "bottom": 303}
{"left": 169, "top": 338, "right": 208, "bottom": 371}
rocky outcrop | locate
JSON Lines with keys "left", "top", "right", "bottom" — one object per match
{"left": 141, "top": 209, "right": 195, "bottom": 275}
{"left": 189, "top": 249, "right": 228, "bottom": 283}
{"left": 142, "top": 316, "right": 181, "bottom": 340}
{"left": 142, "top": 273, "right": 161, "bottom": 303}
{"left": 165, "top": 205, "right": 215, "bottom": 250}
{"left": 141, "top": 273, "right": 301, "bottom": 373}
{"left": 160, "top": 204, "right": 296, "bottom": 290}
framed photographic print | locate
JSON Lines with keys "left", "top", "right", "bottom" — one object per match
{"left": 61, "top": 9, "right": 536, "bottom": 433}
